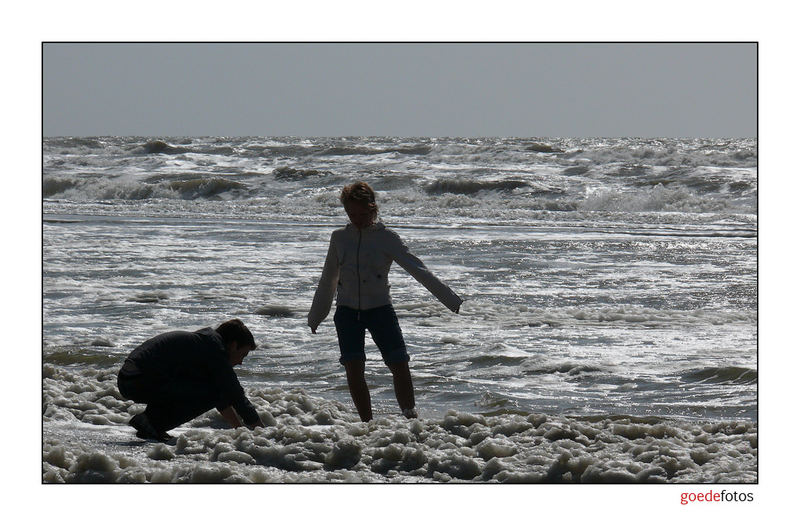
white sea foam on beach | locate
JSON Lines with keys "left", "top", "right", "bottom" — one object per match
{"left": 43, "top": 363, "right": 756, "bottom": 483}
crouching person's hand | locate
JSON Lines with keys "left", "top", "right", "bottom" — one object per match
{"left": 247, "top": 416, "right": 266, "bottom": 430}
{"left": 219, "top": 406, "right": 243, "bottom": 428}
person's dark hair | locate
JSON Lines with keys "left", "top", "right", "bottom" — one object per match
{"left": 340, "top": 181, "right": 378, "bottom": 219}
{"left": 216, "top": 319, "right": 256, "bottom": 349}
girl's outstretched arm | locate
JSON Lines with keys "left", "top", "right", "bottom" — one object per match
{"left": 308, "top": 236, "right": 339, "bottom": 332}
{"left": 385, "top": 230, "right": 463, "bottom": 313}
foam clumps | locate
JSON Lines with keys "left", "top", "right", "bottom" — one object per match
{"left": 43, "top": 364, "right": 756, "bottom": 483}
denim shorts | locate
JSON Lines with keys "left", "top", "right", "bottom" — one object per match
{"left": 333, "top": 304, "right": 409, "bottom": 365}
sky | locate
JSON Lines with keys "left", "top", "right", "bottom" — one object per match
{"left": 43, "top": 42, "right": 756, "bottom": 138}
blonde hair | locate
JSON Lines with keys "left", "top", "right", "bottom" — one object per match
{"left": 340, "top": 181, "right": 378, "bottom": 218}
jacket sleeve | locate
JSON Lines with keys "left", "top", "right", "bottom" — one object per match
{"left": 385, "top": 230, "right": 463, "bottom": 313}
{"left": 212, "top": 359, "right": 260, "bottom": 426}
{"left": 308, "top": 234, "right": 340, "bottom": 330}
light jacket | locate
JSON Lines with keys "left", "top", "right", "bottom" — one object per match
{"left": 308, "top": 222, "right": 462, "bottom": 330}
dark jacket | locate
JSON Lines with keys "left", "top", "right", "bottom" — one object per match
{"left": 119, "top": 328, "right": 259, "bottom": 425}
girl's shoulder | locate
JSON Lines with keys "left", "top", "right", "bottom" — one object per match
{"left": 331, "top": 225, "right": 351, "bottom": 237}
{"left": 369, "top": 222, "right": 398, "bottom": 237}
{"left": 375, "top": 225, "right": 405, "bottom": 247}
{"left": 330, "top": 223, "right": 401, "bottom": 242}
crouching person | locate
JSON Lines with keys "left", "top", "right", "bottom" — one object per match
{"left": 117, "top": 319, "right": 265, "bottom": 442}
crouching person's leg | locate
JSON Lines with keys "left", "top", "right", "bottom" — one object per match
{"left": 118, "top": 372, "right": 175, "bottom": 442}
{"left": 141, "top": 380, "right": 219, "bottom": 440}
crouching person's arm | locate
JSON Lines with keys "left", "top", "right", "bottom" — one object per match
{"left": 219, "top": 401, "right": 265, "bottom": 429}
{"left": 248, "top": 416, "right": 266, "bottom": 429}
{"left": 219, "top": 406, "right": 243, "bottom": 428}
{"left": 236, "top": 396, "right": 265, "bottom": 429}
{"left": 214, "top": 364, "right": 266, "bottom": 429}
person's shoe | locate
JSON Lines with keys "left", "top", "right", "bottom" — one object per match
{"left": 130, "top": 413, "right": 172, "bottom": 442}
{"left": 402, "top": 408, "right": 418, "bottom": 419}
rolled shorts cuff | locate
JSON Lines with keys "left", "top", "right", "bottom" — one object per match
{"left": 338, "top": 347, "right": 409, "bottom": 365}
{"left": 334, "top": 305, "right": 409, "bottom": 366}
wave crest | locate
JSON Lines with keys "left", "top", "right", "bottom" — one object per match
{"left": 167, "top": 178, "right": 248, "bottom": 198}
{"left": 43, "top": 178, "right": 80, "bottom": 197}
{"left": 43, "top": 176, "right": 248, "bottom": 201}
{"left": 424, "top": 179, "right": 530, "bottom": 195}
{"left": 682, "top": 366, "right": 757, "bottom": 385}
{"left": 320, "top": 145, "right": 431, "bottom": 156}
{"left": 579, "top": 184, "right": 747, "bottom": 213}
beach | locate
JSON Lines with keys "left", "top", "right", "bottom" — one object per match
{"left": 42, "top": 136, "right": 757, "bottom": 482}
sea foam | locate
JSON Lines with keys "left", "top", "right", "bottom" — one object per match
{"left": 43, "top": 363, "right": 757, "bottom": 483}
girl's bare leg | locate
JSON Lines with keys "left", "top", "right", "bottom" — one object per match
{"left": 388, "top": 361, "right": 416, "bottom": 417}
{"left": 344, "top": 360, "right": 372, "bottom": 422}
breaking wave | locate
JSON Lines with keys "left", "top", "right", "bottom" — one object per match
{"left": 523, "top": 362, "right": 604, "bottom": 376}
{"left": 43, "top": 177, "right": 81, "bottom": 197}
{"left": 43, "top": 136, "right": 756, "bottom": 215}
{"left": 43, "top": 176, "right": 248, "bottom": 200}
{"left": 319, "top": 145, "right": 432, "bottom": 156}
{"left": 139, "top": 140, "right": 189, "bottom": 155}
{"left": 166, "top": 178, "right": 248, "bottom": 198}
{"left": 682, "top": 367, "right": 757, "bottom": 385}
{"left": 424, "top": 179, "right": 530, "bottom": 195}
{"left": 578, "top": 184, "right": 754, "bottom": 214}
{"left": 272, "top": 166, "right": 330, "bottom": 180}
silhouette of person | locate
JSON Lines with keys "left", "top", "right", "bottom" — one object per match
{"left": 309, "top": 182, "right": 462, "bottom": 421}
{"left": 117, "top": 319, "right": 265, "bottom": 441}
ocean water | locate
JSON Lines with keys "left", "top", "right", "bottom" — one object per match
{"left": 42, "top": 136, "right": 757, "bottom": 483}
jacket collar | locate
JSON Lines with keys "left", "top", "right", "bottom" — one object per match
{"left": 346, "top": 222, "right": 385, "bottom": 233}
{"left": 196, "top": 327, "right": 225, "bottom": 354}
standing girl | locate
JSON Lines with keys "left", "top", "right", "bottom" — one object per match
{"left": 308, "top": 182, "right": 463, "bottom": 421}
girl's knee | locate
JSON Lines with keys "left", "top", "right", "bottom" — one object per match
{"left": 388, "top": 360, "right": 411, "bottom": 377}
{"left": 344, "top": 359, "right": 366, "bottom": 377}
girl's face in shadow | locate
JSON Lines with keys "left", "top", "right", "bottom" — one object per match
{"left": 344, "top": 201, "right": 376, "bottom": 229}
